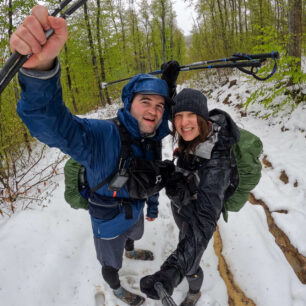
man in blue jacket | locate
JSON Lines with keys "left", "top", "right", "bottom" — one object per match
{"left": 10, "top": 5, "right": 179, "bottom": 305}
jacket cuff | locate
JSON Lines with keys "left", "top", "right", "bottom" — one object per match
{"left": 147, "top": 204, "right": 158, "bottom": 218}
{"left": 159, "top": 266, "right": 183, "bottom": 288}
{"left": 19, "top": 58, "right": 60, "bottom": 80}
{"left": 18, "top": 59, "right": 61, "bottom": 108}
{"left": 146, "top": 194, "right": 159, "bottom": 218}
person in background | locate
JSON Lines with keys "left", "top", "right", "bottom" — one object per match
{"left": 140, "top": 88, "right": 240, "bottom": 305}
{"left": 10, "top": 5, "right": 180, "bottom": 305}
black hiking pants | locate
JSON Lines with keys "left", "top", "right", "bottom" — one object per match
{"left": 171, "top": 205, "right": 204, "bottom": 293}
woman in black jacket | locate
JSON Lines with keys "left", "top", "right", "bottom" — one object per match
{"left": 140, "top": 88, "right": 240, "bottom": 305}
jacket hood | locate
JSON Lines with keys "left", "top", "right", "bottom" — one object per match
{"left": 209, "top": 108, "right": 240, "bottom": 149}
{"left": 117, "top": 73, "right": 170, "bottom": 140}
{"left": 121, "top": 73, "right": 169, "bottom": 110}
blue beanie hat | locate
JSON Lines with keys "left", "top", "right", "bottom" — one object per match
{"left": 121, "top": 74, "right": 170, "bottom": 110}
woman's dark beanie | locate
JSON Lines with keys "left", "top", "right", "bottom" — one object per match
{"left": 172, "top": 88, "right": 209, "bottom": 121}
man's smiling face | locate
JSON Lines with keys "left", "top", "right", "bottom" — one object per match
{"left": 130, "top": 94, "right": 165, "bottom": 134}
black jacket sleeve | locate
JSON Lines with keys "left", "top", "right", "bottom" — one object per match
{"left": 161, "top": 150, "right": 232, "bottom": 279}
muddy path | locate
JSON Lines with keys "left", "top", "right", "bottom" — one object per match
{"left": 213, "top": 154, "right": 306, "bottom": 305}
{"left": 248, "top": 192, "right": 306, "bottom": 284}
{"left": 214, "top": 227, "right": 256, "bottom": 306}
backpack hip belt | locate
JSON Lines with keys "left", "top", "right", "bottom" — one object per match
{"left": 88, "top": 195, "right": 134, "bottom": 219}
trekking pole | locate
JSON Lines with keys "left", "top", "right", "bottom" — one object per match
{"left": 154, "top": 282, "right": 177, "bottom": 306}
{"left": 179, "top": 51, "right": 279, "bottom": 69}
{"left": 101, "top": 51, "right": 279, "bottom": 88}
{"left": 102, "top": 60, "right": 261, "bottom": 88}
{"left": 0, "top": 0, "right": 88, "bottom": 95}
{"left": 101, "top": 60, "right": 260, "bottom": 88}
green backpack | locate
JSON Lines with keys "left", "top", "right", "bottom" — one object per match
{"left": 222, "top": 128, "right": 263, "bottom": 221}
{"left": 64, "top": 158, "right": 89, "bottom": 210}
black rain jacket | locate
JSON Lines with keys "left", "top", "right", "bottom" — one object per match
{"left": 161, "top": 108, "right": 240, "bottom": 287}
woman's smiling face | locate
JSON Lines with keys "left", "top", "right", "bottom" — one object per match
{"left": 174, "top": 111, "right": 200, "bottom": 141}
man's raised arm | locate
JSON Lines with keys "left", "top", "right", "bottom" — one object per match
{"left": 10, "top": 5, "right": 68, "bottom": 71}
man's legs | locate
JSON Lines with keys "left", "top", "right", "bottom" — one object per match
{"left": 101, "top": 266, "right": 120, "bottom": 289}
{"left": 93, "top": 216, "right": 146, "bottom": 305}
{"left": 125, "top": 239, "right": 154, "bottom": 260}
{"left": 93, "top": 233, "right": 125, "bottom": 289}
{"left": 124, "top": 215, "right": 154, "bottom": 260}
{"left": 125, "top": 238, "right": 135, "bottom": 251}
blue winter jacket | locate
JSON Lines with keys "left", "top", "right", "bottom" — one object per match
{"left": 17, "top": 60, "right": 170, "bottom": 239}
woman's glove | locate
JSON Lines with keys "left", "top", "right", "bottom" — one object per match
{"left": 165, "top": 172, "right": 192, "bottom": 206}
{"left": 159, "top": 159, "right": 176, "bottom": 179}
{"left": 140, "top": 268, "right": 180, "bottom": 300}
{"left": 165, "top": 171, "right": 199, "bottom": 207}
{"left": 161, "top": 60, "right": 180, "bottom": 98}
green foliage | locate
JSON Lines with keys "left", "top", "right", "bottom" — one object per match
{"left": 1, "top": 0, "right": 304, "bottom": 165}
{"left": 245, "top": 86, "right": 290, "bottom": 116}
{"left": 190, "top": 0, "right": 305, "bottom": 116}
{"left": 243, "top": 26, "right": 306, "bottom": 114}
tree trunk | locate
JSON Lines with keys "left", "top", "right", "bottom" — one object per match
{"left": 150, "top": 22, "right": 160, "bottom": 69}
{"left": 129, "top": 0, "right": 140, "bottom": 72}
{"left": 118, "top": 0, "right": 129, "bottom": 73}
{"left": 96, "top": 0, "right": 111, "bottom": 104}
{"left": 83, "top": 2, "right": 105, "bottom": 106}
{"left": 216, "top": 0, "right": 229, "bottom": 53}
{"left": 63, "top": 44, "right": 79, "bottom": 113}
{"left": 169, "top": 2, "right": 174, "bottom": 60}
{"left": 288, "top": 0, "right": 302, "bottom": 71}
{"left": 107, "top": 0, "right": 120, "bottom": 41}
{"left": 244, "top": 0, "right": 248, "bottom": 33}
{"left": 140, "top": 0, "right": 152, "bottom": 71}
{"left": 237, "top": 0, "right": 243, "bottom": 48}
{"left": 230, "top": 0, "right": 238, "bottom": 43}
{"left": 9, "top": 0, "right": 32, "bottom": 156}
{"left": 160, "top": 0, "right": 166, "bottom": 63}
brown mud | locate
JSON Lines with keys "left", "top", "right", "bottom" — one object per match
{"left": 249, "top": 193, "right": 306, "bottom": 284}
{"left": 214, "top": 227, "right": 256, "bottom": 305}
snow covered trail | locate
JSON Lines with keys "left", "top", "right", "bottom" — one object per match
{"left": 0, "top": 76, "right": 306, "bottom": 306}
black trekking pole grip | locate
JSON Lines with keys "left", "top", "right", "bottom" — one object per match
{"left": 0, "top": 0, "right": 88, "bottom": 95}
{"left": 251, "top": 51, "right": 279, "bottom": 59}
{"left": 0, "top": 54, "right": 29, "bottom": 94}
{"left": 154, "top": 282, "right": 177, "bottom": 306}
{"left": 0, "top": 28, "right": 55, "bottom": 95}
{"left": 233, "top": 51, "right": 279, "bottom": 60}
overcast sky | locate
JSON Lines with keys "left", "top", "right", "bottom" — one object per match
{"left": 172, "top": 0, "right": 195, "bottom": 36}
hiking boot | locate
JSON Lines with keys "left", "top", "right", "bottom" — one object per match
{"left": 180, "top": 291, "right": 201, "bottom": 306}
{"left": 113, "top": 286, "right": 145, "bottom": 306}
{"left": 125, "top": 249, "right": 154, "bottom": 261}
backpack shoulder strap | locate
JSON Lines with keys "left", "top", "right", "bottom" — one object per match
{"left": 90, "top": 117, "right": 163, "bottom": 194}
{"left": 110, "top": 117, "right": 133, "bottom": 159}
{"left": 112, "top": 117, "right": 162, "bottom": 160}
{"left": 90, "top": 117, "right": 132, "bottom": 193}
{"left": 152, "top": 140, "right": 162, "bottom": 160}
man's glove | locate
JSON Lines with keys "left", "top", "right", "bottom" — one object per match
{"left": 161, "top": 60, "right": 180, "bottom": 98}
{"left": 140, "top": 268, "right": 179, "bottom": 300}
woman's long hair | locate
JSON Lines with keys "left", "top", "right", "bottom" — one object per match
{"left": 172, "top": 115, "right": 210, "bottom": 154}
